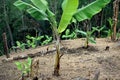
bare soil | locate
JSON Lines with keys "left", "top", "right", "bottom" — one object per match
{"left": 0, "top": 38, "right": 120, "bottom": 80}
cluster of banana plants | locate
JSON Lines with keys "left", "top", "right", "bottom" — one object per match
{"left": 26, "top": 35, "right": 44, "bottom": 48}
{"left": 14, "top": 0, "right": 111, "bottom": 76}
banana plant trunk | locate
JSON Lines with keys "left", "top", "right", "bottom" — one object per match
{"left": 53, "top": 35, "right": 61, "bottom": 76}
{"left": 85, "top": 37, "right": 89, "bottom": 48}
{"left": 98, "top": 31, "right": 100, "bottom": 38}
{"left": 48, "top": 12, "right": 62, "bottom": 76}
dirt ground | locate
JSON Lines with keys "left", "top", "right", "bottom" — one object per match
{"left": 0, "top": 38, "right": 120, "bottom": 80}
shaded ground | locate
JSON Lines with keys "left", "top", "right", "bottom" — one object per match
{"left": 0, "top": 38, "right": 120, "bottom": 80}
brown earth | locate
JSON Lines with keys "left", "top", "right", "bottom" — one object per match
{"left": 0, "top": 38, "right": 120, "bottom": 80}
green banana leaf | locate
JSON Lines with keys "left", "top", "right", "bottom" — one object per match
{"left": 76, "top": 29, "right": 87, "bottom": 36}
{"left": 107, "top": 18, "right": 113, "bottom": 27}
{"left": 27, "top": 57, "right": 32, "bottom": 66}
{"left": 46, "top": 9, "right": 57, "bottom": 26}
{"left": 74, "top": 0, "right": 111, "bottom": 21}
{"left": 61, "top": 0, "right": 67, "bottom": 11}
{"left": 46, "top": 9, "right": 55, "bottom": 18}
{"left": 58, "top": 0, "right": 79, "bottom": 33}
{"left": 31, "top": 0, "right": 48, "bottom": 12}
{"left": 14, "top": 0, "right": 30, "bottom": 10}
{"left": 89, "top": 37, "right": 96, "bottom": 44}
{"left": 99, "top": 26, "right": 105, "bottom": 31}
{"left": 92, "top": 25, "right": 105, "bottom": 32}
{"left": 92, "top": 27, "right": 99, "bottom": 31}
{"left": 65, "top": 29, "right": 70, "bottom": 35}
{"left": 14, "top": 0, "right": 48, "bottom": 20}
{"left": 15, "top": 62, "right": 23, "bottom": 71}
{"left": 27, "top": 8, "right": 48, "bottom": 20}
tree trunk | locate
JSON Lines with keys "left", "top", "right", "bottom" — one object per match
{"left": 2, "top": 33, "right": 10, "bottom": 58}
{"left": 3, "top": 0, "right": 14, "bottom": 47}
{"left": 112, "top": 0, "right": 120, "bottom": 41}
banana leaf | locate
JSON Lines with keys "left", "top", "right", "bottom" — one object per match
{"left": 76, "top": 29, "right": 87, "bottom": 36}
{"left": 31, "top": 0, "right": 48, "bottom": 12}
{"left": 15, "top": 62, "right": 23, "bottom": 71}
{"left": 14, "top": 0, "right": 30, "bottom": 10}
{"left": 27, "top": 8, "right": 48, "bottom": 20}
{"left": 58, "top": 0, "right": 79, "bottom": 33}
{"left": 89, "top": 37, "right": 96, "bottom": 44}
{"left": 74, "top": 0, "right": 111, "bottom": 21}
{"left": 14, "top": 0, "right": 48, "bottom": 20}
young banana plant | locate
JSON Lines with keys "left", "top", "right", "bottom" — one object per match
{"left": 76, "top": 29, "right": 96, "bottom": 48}
{"left": 92, "top": 25, "right": 105, "bottom": 38}
{"left": 62, "top": 29, "right": 76, "bottom": 39}
{"left": 107, "top": 17, "right": 114, "bottom": 38}
{"left": 14, "top": 0, "right": 111, "bottom": 76}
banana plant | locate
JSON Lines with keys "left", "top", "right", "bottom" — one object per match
{"left": 26, "top": 35, "right": 44, "bottom": 48}
{"left": 76, "top": 29, "right": 96, "bottom": 48}
{"left": 62, "top": 29, "right": 77, "bottom": 39}
{"left": 15, "top": 57, "right": 32, "bottom": 80}
{"left": 92, "top": 25, "right": 105, "bottom": 38}
{"left": 12, "top": 41, "right": 26, "bottom": 51}
{"left": 41, "top": 35, "right": 52, "bottom": 45}
{"left": 116, "top": 32, "right": 120, "bottom": 40}
{"left": 14, "top": 0, "right": 111, "bottom": 76}
{"left": 107, "top": 17, "right": 114, "bottom": 38}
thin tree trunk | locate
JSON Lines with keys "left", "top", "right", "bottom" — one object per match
{"left": 2, "top": 33, "right": 10, "bottom": 58}
{"left": 3, "top": 0, "right": 14, "bottom": 46}
{"left": 112, "top": 0, "right": 120, "bottom": 41}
